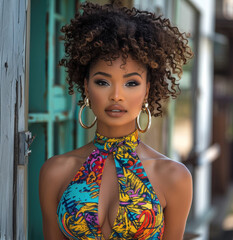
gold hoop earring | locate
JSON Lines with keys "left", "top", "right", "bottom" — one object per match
{"left": 78, "top": 97, "right": 97, "bottom": 129}
{"left": 136, "top": 102, "right": 151, "bottom": 133}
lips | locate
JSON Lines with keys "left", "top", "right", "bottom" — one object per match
{"left": 105, "top": 104, "right": 127, "bottom": 118}
{"left": 105, "top": 104, "right": 127, "bottom": 112}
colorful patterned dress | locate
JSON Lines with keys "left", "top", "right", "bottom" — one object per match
{"left": 57, "top": 129, "right": 165, "bottom": 239}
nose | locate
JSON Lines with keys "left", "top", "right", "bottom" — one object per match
{"left": 109, "top": 84, "right": 124, "bottom": 102}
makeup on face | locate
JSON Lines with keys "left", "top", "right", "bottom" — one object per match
{"left": 84, "top": 55, "right": 150, "bottom": 135}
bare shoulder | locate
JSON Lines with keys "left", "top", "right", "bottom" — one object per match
{"left": 138, "top": 141, "right": 191, "bottom": 176}
{"left": 39, "top": 141, "right": 94, "bottom": 202}
{"left": 162, "top": 159, "right": 192, "bottom": 195}
{"left": 137, "top": 141, "right": 192, "bottom": 196}
{"left": 40, "top": 141, "right": 94, "bottom": 174}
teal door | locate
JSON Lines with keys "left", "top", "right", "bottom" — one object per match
{"left": 28, "top": 0, "right": 85, "bottom": 239}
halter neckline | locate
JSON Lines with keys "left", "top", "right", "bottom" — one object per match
{"left": 93, "top": 129, "right": 140, "bottom": 153}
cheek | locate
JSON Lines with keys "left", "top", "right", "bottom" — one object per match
{"left": 88, "top": 85, "right": 99, "bottom": 101}
{"left": 128, "top": 91, "right": 145, "bottom": 110}
{"left": 88, "top": 88, "right": 105, "bottom": 111}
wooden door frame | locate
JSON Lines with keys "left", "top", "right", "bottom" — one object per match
{"left": 0, "top": 0, "right": 31, "bottom": 239}
{"left": 14, "top": 0, "right": 31, "bottom": 239}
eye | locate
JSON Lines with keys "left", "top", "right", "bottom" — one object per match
{"left": 94, "top": 80, "right": 109, "bottom": 86}
{"left": 125, "top": 81, "right": 140, "bottom": 87}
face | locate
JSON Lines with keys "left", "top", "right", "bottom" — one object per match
{"left": 84, "top": 55, "right": 150, "bottom": 136}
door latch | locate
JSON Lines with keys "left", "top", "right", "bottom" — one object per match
{"left": 18, "top": 131, "right": 36, "bottom": 165}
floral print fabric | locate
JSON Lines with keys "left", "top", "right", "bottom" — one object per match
{"left": 57, "top": 129, "right": 164, "bottom": 239}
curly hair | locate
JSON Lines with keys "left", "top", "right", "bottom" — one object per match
{"left": 59, "top": 2, "right": 193, "bottom": 117}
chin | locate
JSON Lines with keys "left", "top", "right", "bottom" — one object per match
{"left": 99, "top": 119, "right": 136, "bottom": 128}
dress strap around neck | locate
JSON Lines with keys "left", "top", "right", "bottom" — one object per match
{"left": 93, "top": 129, "right": 140, "bottom": 153}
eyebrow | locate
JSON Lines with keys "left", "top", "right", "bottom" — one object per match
{"left": 92, "top": 71, "right": 142, "bottom": 78}
{"left": 92, "top": 72, "right": 111, "bottom": 78}
{"left": 123, "top": 72, "right": 142, "bottom": 78}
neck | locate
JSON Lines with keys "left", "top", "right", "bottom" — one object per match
{"left": 96, "top": 120, "right": 137, "bottom": 138}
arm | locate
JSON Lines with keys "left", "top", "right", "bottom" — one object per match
{"left": 162, "top": 163, "right": 193, "bottom": 240}
{"left": 39, "top": 156, "right": 67, "bottom": 240}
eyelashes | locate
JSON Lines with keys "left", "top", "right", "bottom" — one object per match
{"left": 94, "top": 80, "right": 109, "bottom": 86}
{"left": 126, "top": 81, "right": 140, "bottom": 87}
{"left": 94, "top": 80, "right": 140, "bottom": 87}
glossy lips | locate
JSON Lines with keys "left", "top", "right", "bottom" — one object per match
{"left": 105, "top": 104, "right": 127, "bottom": 118}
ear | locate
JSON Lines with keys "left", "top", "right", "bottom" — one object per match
{"left": 145, "top": 82, "right": 150, "bottom": 100}
{"left": 84, "top": 78, "right": 89, "bottom": 97}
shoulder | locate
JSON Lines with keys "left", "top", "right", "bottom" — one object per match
{"left": 158, "top": 157, "right": 192, "bottom": 191}
{"left": 156, "top": 156, "right": 193, "bottom": 210}
{"left": 39, "top": 153, "right": 78, "bottom": 203}
{"left": 138, "top": 141, "right": 192, "bottom": 200}
{"left": 165, "top": 160, "right": 193, "bottom": 205}
{"left": 138, "top": 141, "right": 192, "bottom": 182}
{"left": 40, "top": 141, "right": 93, "bottom": 178}
{"left": 39, "top": 142, "right": 94, "bottom": 202}
{"left": 39, "top": 154, "right": 75, "bottom": 185}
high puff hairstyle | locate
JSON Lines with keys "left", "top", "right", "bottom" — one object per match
{"left": 59, "top": 2, "right": 193, "bottom": 117}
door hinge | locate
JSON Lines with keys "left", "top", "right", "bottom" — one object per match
{"left": 18, "top": 131, "right": 35, "bottom": 165}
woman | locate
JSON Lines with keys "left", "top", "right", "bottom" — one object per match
{"left": 39, "top": 2, "right": 193, "bottom": 240}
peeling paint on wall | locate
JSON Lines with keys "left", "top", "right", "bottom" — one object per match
{"left": 0, "top": 0, "right": 29, "bottom": 239}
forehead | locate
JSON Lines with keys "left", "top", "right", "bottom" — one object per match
{"left": 89, "top": 55, "right": 147, "bottom": 75}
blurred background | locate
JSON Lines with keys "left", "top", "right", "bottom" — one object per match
{"left": 1, "top": 0, "right": 233, "bottom": 239}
